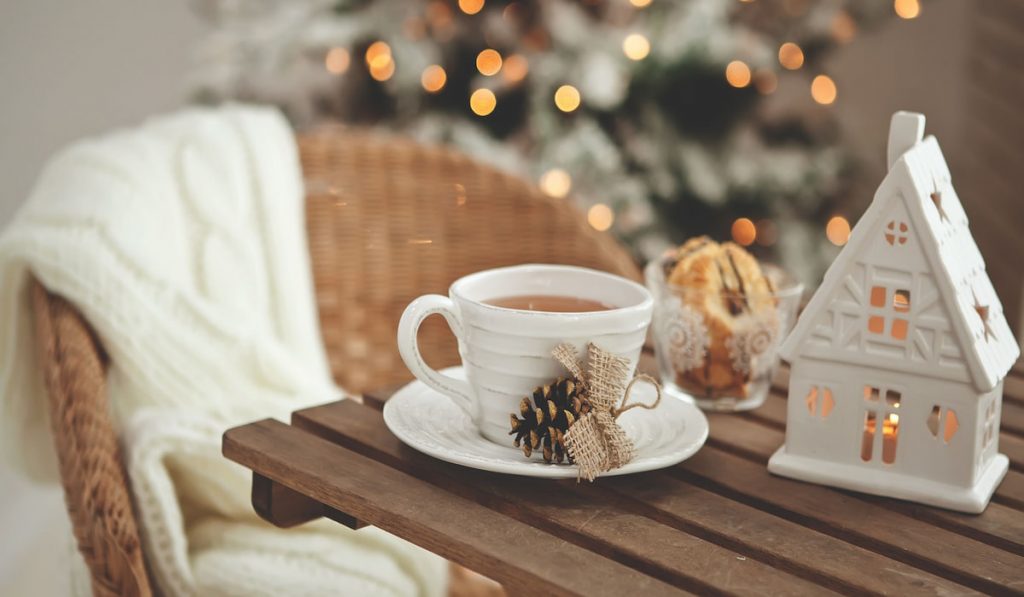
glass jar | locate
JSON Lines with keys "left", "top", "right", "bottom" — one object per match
{"left": 645, "top": 257, "right": 803, "bottom": 412}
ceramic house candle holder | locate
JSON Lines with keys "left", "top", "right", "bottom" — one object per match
{"left": 768, "top": 112, "right": 1020, "bottom": 513}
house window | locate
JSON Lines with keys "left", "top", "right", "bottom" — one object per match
{"left": 885, "top": 220, "right": 909, "bottom": 245}
{"left": 805, "top": 385, "right": 835, "bottom": 418}
{"left": 982, "top": 399, "right": 997, "bottom": 449}
{"left": 927, "top": 404, "right": 960, "bottom": 443}
{"left": 862, "top": 385, "right": 900, "bottom": 464}
{"left": 867, "top": 286, "right": 911, "bottom": 340}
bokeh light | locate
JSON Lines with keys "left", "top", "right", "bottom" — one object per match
{"left": 831, "top": 11, "right": 857, "bottom": 43}
{"left": 369, "top": 60, "right": 395, "bottom": 81}
{"left": 894, "top": 0, "right": 920, "bottom": 19}
{"left": 731, "top": 218, "right": 756, "bottom": 246}
{"left": 811, "top": 75, "right": 837, "bottom": 104}
{"left": 502, "top": 54, "right": 529, "bottom": 83}
{"left": 629, "top": 0, "right": 652, "bottom": 7}
{"left": 539, "top": 169, "right": 572, "bottom": 198}
{"left": 458, "top": 0, "right": 485, "bottom": 15}
{"left": 754, "top": 69, "right": 777, "bottom": 94}
{"left": 622, "top": 34, "right": 650, "bottom": 61}
{"left": 588, "top": 204, "right": 614, "bottom": 231}
{"left": 778, "top": 42, "right": 804, "bottom": 70}
{"left": 325, "top": 47, "right": 350, "bottom": 75}
{"left": 470, "top": 88, "right": 497, "bottom": 115}
{"left": 476, "top": 49, "right": 502, "bottom": 76}
{"left": 756, "top": 219, "right": 778, "bottom": 246}
{"left": 554, "top": 85, "right": 581, "bottom": 112}
{"left": 421, "top": 65, "right": 447, "bottom": 93}
{"left": 826, "top": 216, "right": 851, "bottom": 245}
{"left": 725, "top": 60, "right": 752, "bottom": 88}
{"left": 365, "top": 41, "right": 391, "bottom": 69}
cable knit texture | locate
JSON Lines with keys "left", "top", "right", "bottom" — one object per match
{"left": 0, "top": 105, "right": 447, "bottom": 596}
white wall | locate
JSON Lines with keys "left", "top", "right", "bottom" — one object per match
{"left": 0, "top": 0, "right": 206, "bottom": 225}
{"left": 0, "top": 2, "right": 205, "bottom": 593}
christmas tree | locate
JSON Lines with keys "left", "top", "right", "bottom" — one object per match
{"left": 191, "top": 0, "right": 892, "bottom": 281}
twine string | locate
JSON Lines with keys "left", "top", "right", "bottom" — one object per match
{"left": 613, "top": 374, "right": 662, "bottom": 419}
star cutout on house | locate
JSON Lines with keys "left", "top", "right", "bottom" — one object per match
{"left": 973, "top": 293, "right": 995, "bottom": 341}
{"left": 930, "top": 190, "right": 949, "bottom": 222}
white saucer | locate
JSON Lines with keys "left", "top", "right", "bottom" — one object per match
{"left": 383, "top": 367, "right": 709, "bottom": 478}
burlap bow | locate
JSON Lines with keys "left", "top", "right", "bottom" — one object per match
{"left": 553, "top": 343, "right": 662, "bottom": 481}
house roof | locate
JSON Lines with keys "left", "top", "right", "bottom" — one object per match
{"left": 781, "top": 113, "right": 1019, "bottom": 393}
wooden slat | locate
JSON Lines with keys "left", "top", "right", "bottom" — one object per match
{"left": 251, "top": 472, "right": 363, "bottom": 529}
{"left": 601, "top": 475, "right": 980, "bottom": 596}
{"left": 359, "top": 385, "right": 1024, "bottom": 591}
{"left": 223, "top": 419, "right": 685, "bottom": 597}
{"left": 292, "top": 401, "right": 834, "bottom": 596}
{"left": 676, "top": 447, "right": 1024, "bottom": 594}
{"left": 997, "top": 400, "right": 1024, "bottom": 437}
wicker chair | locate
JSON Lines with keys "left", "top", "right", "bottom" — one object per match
{"left": 30, "top": 128, "right": 640, "bottom": 595}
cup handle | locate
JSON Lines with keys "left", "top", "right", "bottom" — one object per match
{"left": 397, "top": 294, "right": 474, "bottom": 416}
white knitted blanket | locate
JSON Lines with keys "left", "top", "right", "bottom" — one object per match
{"left": 0, "top": 105, "right": 446, "bottom": 596}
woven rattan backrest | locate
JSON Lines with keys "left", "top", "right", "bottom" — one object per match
{"left": 299, "top": 127, "right": 641, "bottom": 393}
{"left": 31, "top": 279, "right": 151, "bottom": 597}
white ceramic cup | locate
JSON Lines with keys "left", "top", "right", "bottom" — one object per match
{"left": 397, "top": 264, "right": 654, "bottom": 445}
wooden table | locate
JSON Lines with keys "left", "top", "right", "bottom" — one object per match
{"left": 223, "top": 355, "right": 1024, "bottom": 596}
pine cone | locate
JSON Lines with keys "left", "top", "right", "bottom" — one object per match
{"left": 509, "top": 377, "right": 591, "bottom": 463}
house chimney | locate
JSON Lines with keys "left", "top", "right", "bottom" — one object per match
{"left": 887, "top": 111, "right": 926, "bottom": 170}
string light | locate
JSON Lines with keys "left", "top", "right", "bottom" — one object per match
{"left": 502, "top": 54, "right": 529, "bottom": 83}
{"left": 324, "top": 47, "right": 350, "bottom": 75}
{"left": 629, "top": 0, "right": 652, "bottom": 8}
{"left": 426, "top": 1, "right": 453, "bottom": 29}
{"left": 554, "top": 85, "right": 581, "bottom": 112}
{"left": 365, "top": 41, "right": 391, "bottom": 68}
{"left": 725, "top": 60, "right": 751, "bottom": 88}
{"left": 826, "top": 216, "right": 851, "bottom": 246}
{"left": 811, "top": 75, "right": 837, "bottom": 104}
{"left": 470, "top": 89, "right": 497, "bottom": 116}
{"left": 588, "top": 204, "right": 614, "bottom": 231}
{"left": 365, "top": 41, "right": 394, "bottom": 81}
{"left": 476, "top": 49, "right": 502, "bottom": 76}
{"left": 622, "top": 34, "right": 650, "bottom": 61}
{"left": 458, "top": 0, "right": 485, "bottom": 15}
{"left": 831, "top": 11, "right": 857, "bottom": 44}
{"left": 778, "top": 42, "right": 804, "bottom": 70}
{"left": 754, "top": 69, "right": 777, "bottom": 94}
{"left": 369, "top": 60, "right": 395, "bottom": 81}
{"left": 421, "top": 65, "right": 447, "bottom": 93}
{"left": 539, "top": 169, "right": 572, "bottom": 198}
{"left": 894, "top": 0, "right": 920, "bottom": 19}
{"left": 502, "top": 2, "right": 521, "bottom": 21}
{"left": 731, "top": 218, "right": 756, "bottom": 246}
